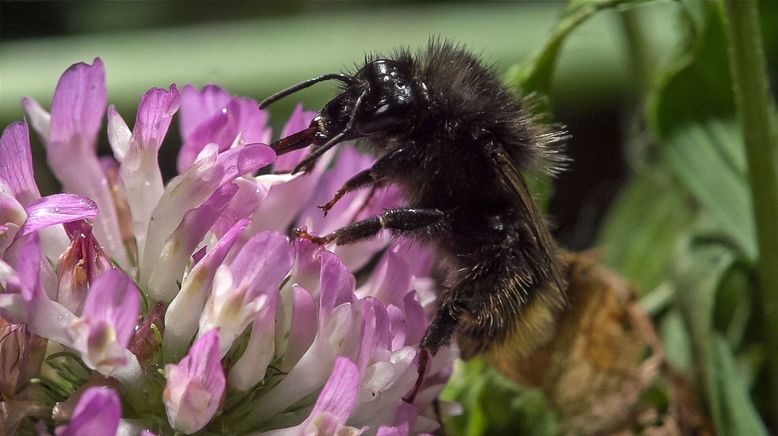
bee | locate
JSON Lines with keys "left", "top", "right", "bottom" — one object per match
{"left": 260, "top": 40, "right": 568, "bottom": 402}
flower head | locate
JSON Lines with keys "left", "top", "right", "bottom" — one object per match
{"left": 0, "top": 58, "right": 454, "bottom": 435}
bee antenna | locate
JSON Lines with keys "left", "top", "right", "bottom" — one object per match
{"left": 292, "top": 91, "right": 368, "bottom": 174}
{"left": 259, "top": 73, "right": 354, "bottom": 109}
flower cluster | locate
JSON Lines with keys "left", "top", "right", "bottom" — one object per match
{"left": 0, "top": 59, "right": 455, "bottom": 435}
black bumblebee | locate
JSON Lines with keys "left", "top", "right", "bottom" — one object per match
{"left": 260, "top": 40, "right": 568, "bottom": 402}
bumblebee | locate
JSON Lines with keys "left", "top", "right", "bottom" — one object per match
{"left": 260, "top": 40, "right": 567, "bottom": 401}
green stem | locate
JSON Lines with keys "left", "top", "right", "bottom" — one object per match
{"left": 723, "top": 0, "right": 778, "bottom": 426}
{"left": 619, "top": 6, "right": 654, "bottom": 95}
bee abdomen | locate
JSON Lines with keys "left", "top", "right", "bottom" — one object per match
{"left": 451, "top": 246, "right": 566, "bottom": 359}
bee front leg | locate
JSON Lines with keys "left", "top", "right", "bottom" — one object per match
{"left": 319, "top": 147, "right": 410, "bottom": 215}
{"left": 318, "top": 167, "right": 382, "bottom": 216}
{"left": 297, "top": 207, "right": 445, "bottom": 245}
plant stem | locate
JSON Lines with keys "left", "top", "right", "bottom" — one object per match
{"left": 619, "top": 6, "right": 654, "bottom": 95}
{"left": 723, "top": 0, "right": 778, "bottom": 426}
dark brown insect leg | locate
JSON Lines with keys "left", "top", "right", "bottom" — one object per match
{"left": 319, "top": 147, "right": 408, "bottom": 215}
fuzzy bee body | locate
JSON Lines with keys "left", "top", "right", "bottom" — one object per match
{"left": 261, "top": 41, "right": 567, "bottom": 395}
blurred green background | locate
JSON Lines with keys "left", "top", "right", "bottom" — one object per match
{"left": 2, "top": 1, "right": 778, "bottom": 434}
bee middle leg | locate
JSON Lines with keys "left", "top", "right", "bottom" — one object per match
{"left": 319, "top": 147, "right": 409, "bottom": 214}
{"left": 297, "top": 207, "right": 445, "bottom": 245}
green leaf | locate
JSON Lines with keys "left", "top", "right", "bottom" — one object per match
{"left": 649, "top": 0, "right": 734, "bottom": 139}
{"left": 662, "top": 119, "right": 755, "bottom": 258}
{"left": 673, "top": 239, "right": 734, "bottom": 432}
{"left": 442, "top": 360, "right": 557, "bottom": 436}
{"left": 508, "top": 0, "right": 657, "bottom": 96}
{"left": 712, "top": 335, "right": 769, "bottom": 436}
{"left": 713, "top": 260, "right": 755, "bottom": 350}
{"left": 659, "top": 308, "right": 693, "bottom": 373}
{"left": 648, "top": 3, "right": 755, "bottom": 259}
{"left": 599, "top": 172, "right": 696, "bottom": 294}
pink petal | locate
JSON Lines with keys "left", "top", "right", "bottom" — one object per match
{"left": 56, "top": 387, "right": 121, "bottom": 436}
{"left": 318, "top": 251, "right": 355, "bottom": 324}
{"left": 356, "top": 246, "right": 412, "bottom": 308}
{"left": 164, "top": 218, "right": 249, "bottom": 361}
{"left": 140, "top": 143, "right": 275, "bottom": 287}
{"left": 197, "top": 231, "right": 293, "bottom": 356}
{"left": 164, "top": 329, "right": 225, "bottom": 434}
{"left": 392, "top": 238, "right": 436, "bottom": 278}
{"left": 119, "top": 85, "right": 180, "bottom": 258}
{"left": 43, "top": 59, "right": 127, "bottom": 269}
{"left": 386, "top": 305, "right": 407, "bottom": 351}
{"left": 251, "top": 302, "right": 355, "bottom": 424}
{"left": 182, "top": 329, "right": 224, "bottom": 386}
{"left": 282, "top": 285, "right": 317, "bottom": 371}
{"left": 0, "top": 121, "right": 40, "bottom": 205}
{"left": 49, "top": 58, "right": 107, "bottom": 147}
{"left": 0, "top": 191, "right": 25, "bottom": 255}
{"left": 146, "top": 183, "right": 238, "bottom": 302}
{"left": 234, "top": 96, "right": 271, "bottom": 145}
{"left": 229, "top": 230, "right": 294, "bottom": 302}
{"left": 262, "top": 357, "right": 363, "bottom": 436}
{"left": 0, "top": 259, "right": 27, "bottom": 324}
{"left": 177, "top": 100, "right": 239, "bottom": 173}
{"left": 211, "top": 177, "right": 268, "bottom": 239}
{"left": 355, "top": 298, "right": 383, "bottom": 370}
{"left": 177, "top": 84, "right": 270, "bottom": 173}
{"left": 289, "top": 238, "right": 324, "bottom": 292}
{"left": 192, "top": 246, "right": 207, "bottom": 266}
{"left": 179, "top": 84, "right": 232, "bottom": 139}
{"left": 350, "top": 346, "right": 419, "bottom": 429}
{"left": 228, "top": 295, "right": 277, "bottom": 391}
{"left": 402, "top": 291, "right": 427, "bottom": 348}
{"left": 21, "top": 97, "right": 51, "bottom": 143}
{"left": 7, "top": 233, "right": 43, "bottom": 301}
{"left": 19, "top": 194, "right": 98, "bottom": 237}
{"left": 131, "top": 84, "right": 180, "bottom": 152}
{"left": 371, "top": 298, "right": 393, "bottom": 356}
{"left": 83, "top": 269, "right": 140, "bottom": 347}
{"left": 3, "top": 234, "right": 76, "bottom": 346}
{"left": 106, "top": 105, "right": 131, "bottom": 162}
{"left": 376, "top": 403, "right": 416, "bottom": 436}
{"left": 308, "top": 357, "right": 361, "bottom": 424}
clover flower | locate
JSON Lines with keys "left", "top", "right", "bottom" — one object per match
{"left": 0, "top": 58, "right": 455, "bottom": 435}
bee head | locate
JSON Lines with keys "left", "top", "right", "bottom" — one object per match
{"left": 348, "top": 59, "right": 418, "bottom": 136}
{"left": 260, "top": 59, "right": 422, "bottom": 173}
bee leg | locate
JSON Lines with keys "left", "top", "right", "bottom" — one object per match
{"left": 299, "top": 208, "right": 446, "bottom": 245}
{"left": 319, "top": 167, "right": 382, "bottom": 216}
{"left": 319, "top": 147, "right": 409, "bottom": 215}
{"left": 404, "top": 296, "right": 459, "bottom": 403}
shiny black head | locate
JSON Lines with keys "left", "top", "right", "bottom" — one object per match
{"left": 319, "top": 59, "right": 419, "bottom": 137}
{"left": 259, "top": 58, "right": 423, "bottom": 173}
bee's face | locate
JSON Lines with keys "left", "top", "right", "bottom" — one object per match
{"left": 314, "top": 59, "right": 419, "bottom": 143}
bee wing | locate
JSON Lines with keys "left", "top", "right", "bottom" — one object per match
{"left": 493, "top": 146, "right": 565, "bottom": 291}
